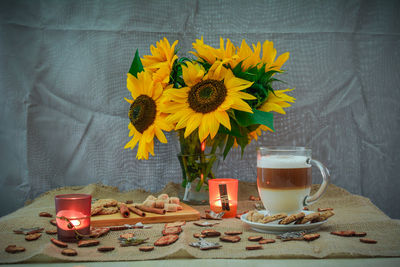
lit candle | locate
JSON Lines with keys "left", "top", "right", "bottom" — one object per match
{"left": 55, "top": 194, "right": 91, "bottom": 242}
{"left": 209, "top": 178, "right": 238, "bottom": 218}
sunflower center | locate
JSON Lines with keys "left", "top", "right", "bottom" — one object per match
{"left": 188, "top": 79, "right": 227, "bottom": 113}
{"left": 129, "top": 95, "right": 156, "bottom": 133}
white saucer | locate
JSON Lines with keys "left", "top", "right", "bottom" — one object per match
{"left": 240, "top": 210, "right": 327, "bottom": 234}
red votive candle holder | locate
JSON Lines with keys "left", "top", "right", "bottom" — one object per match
{"left": 55, "top": 194, "right": 91, "bottom": 242}
{"left": 209, "top": 178, "right": 238, "bottom": 218}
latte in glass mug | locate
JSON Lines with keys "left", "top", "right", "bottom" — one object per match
{"left": 257, "top": 147, "right": 329, "bottom": 215}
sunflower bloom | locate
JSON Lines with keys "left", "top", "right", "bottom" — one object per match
{"left": 162, "top": 61, "right": 255, "bottom": 142}
{"left": 259, "top": 89, "right": 295, "bottom": 114}
{"left": 141, "top": 38, "right": 178, "bottom": 85}
{"left": 261, "top": 40, "right": 290, "bottom": 71}
{"left": 124, "top": 71, "right": 173, "bottom": 160}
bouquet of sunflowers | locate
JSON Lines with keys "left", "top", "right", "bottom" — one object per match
{"left": 124, "top": 37, "right": 295, "bottom": 195}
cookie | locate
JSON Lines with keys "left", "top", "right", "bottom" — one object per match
{"left": 246, "top": 245, "right": 263, "bottom": 250}
{"left": 162, "top": 226, "right": 182, "bottom": 235}
{"left": 51, "top": 238, "right": 68, "bottom": 248}
{"left": 25, "top": 233, "right": 42, "bottom": 241}
{"left": 303, "top": 233, "right": 320, "bottom": 241}
{"left": 46, "top": 229, "right": 58, "bottom": 235}
{"left": 317, "top": 207, "right": 334, "bottom": 212}
{"left": 295, "top": 212, "right": 320, "bottom": 224}
{"left": 50, "top": 219, "right": 57, "bottom": 226}
{"left": 139, "top": 246, "right": 154, "bottom": 252}
{"left": 279, "top": 212, "right": 305, "bottom": 225}
{"left": 201, "top": 229, "right": 221, "bottom": 237}
{"left": 258, "top": 238, "right": 276, "bottom": 244}
{"left": 154, "top": 234, "right": 179, "bottom": 246}
{"left": 5, "top": 245, "right": 25, "bottom": 254}
{"left": 61, "top": 248, "right": 77, "bottom": 256}
{"left": 39, "top": 212, "right": 53, "bottom": 217}
{"left": 78, "top": 239, "right": 100, "bottom": 247}
{"left": 98, "top": 246, "right": 115, "bottom": 252}
{"left": 330, "top": 231, "right": 355, "bottom": 237}
{"left": 125, "top": 200, "right": 134, "bottom": 204}
{"left": 220, "top": 235, "right": 241, "bottom": 243}
{"left": 90, "top": 227, "right": 110, "bottom": 238}
{"left": 248, "top": 236, "right": 263, "bottom": 242}
{"left": 94, "top": 199, "right": 118, "bottom": 207}
{"left": 224, "top": 231, "right": 242, "bottom": 235}
{"left": 261, "top": 213, "right": 287, "bottom": 224}
{"left": 91, "top": 204, "right": 104, "bottom": 216}
{"left": 97, "top": 206, "right": 119, "bottom": 215}
{"left": 360, "top": 238, "right": 377, "bottom": 244}
{"left": 312, "top": 210, "right": 335, "bottom": 222}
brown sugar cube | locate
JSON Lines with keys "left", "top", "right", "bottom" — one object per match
{"left": 258, "top": 238, "right": 276, "bottom": 244}
{"left": 5, "top": 245, "right": 25, "bottom": 254}
{"left": 61, "top": 248, "right": 77, "bottom": 256}
{"left": 25, "top": 233, "right": 42, "bottom": 241}
{"left": 98, "top": 246, "right": 115, "bottom": 252}
{"left": 139, "top": 246, "right": 155, "bottom": 252}
{"left": 279, "top": 212, "right": 305, "bottom": 225}
{"left": 50, "top": 219, "right": 57, "bottom": 226}
{"left": 360, "top": 238, "right": 377, "bottom": 244}
{"left": 39, "top": 212, "right": 53, "bottom": 217}
{"left": 303, "top": 233, "right": 320, "bottom": 241}
{"left": 248, "top": 236, "right": 263, "bottom": 242}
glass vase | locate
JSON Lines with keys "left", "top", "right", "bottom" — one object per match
{"left": 178, "top": 153, "right": 221, "bottom": 205}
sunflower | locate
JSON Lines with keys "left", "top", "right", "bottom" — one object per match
{"left": 141, "top": 38, "right": 178, "bottom": 85}
{"left": 124, "top": 71, "right": 173, "bottom": 160}
{"left": 161, "top": 61, "right": 255, "bottom": 142}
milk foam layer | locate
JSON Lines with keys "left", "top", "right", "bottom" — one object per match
{"left": 257, "top": 155, "right": 311, "bottom": 169}
{"left": 258, "top": 187, "right": 311, "bottom": 214}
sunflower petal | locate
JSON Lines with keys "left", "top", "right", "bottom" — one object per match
{"left": 184, "top": 113, "right": 203, "bottom": 138}
{"left": 214, "top": 111, "right": 231, "bottom": 130}
{"left": 155, "top": 126, "right": 167, "bottom": 143}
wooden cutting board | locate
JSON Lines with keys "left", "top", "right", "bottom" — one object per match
{"left": 91, "top": 203, "right": 200, "bottom": 227}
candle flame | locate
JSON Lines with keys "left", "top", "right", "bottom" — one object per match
{"left": 70, "top": 219, "right": 81, "bottom": 226}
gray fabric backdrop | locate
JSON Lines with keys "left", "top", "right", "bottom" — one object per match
{"left": 1, "top": 0, "right": 399, "bottom": 218}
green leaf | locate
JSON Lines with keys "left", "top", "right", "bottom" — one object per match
{"left": 128, "top": 49, "right": 144, "bottom": 78}
{"left": 219, "top": 118, "right": 244, "bottom": 138}
{"left": 223, "top": 135, "right": 235, "bottom": 159}
{"left": 234, "top": 109, "right": 274, "bottom": 131}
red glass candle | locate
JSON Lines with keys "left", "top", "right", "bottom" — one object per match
{"left": 55, "top": 194, "right": 91, "bottom": 242}
{"left": 209, "top": 178, "right": 238, "bottom": 218}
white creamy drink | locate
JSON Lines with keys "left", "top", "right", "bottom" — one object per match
{"left": 257, "top": 155, "right": 311, "bottom": 214}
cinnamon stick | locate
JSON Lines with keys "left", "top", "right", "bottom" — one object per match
{"left": 135, "top": 205, "right": 165, "bottom": 215}
{"left": 119, "top": 203, "right": 130, "bottom": 218}
{"left": 128, "top": 206, "right": 146, "bottom": 217}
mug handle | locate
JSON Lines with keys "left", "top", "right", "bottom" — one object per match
{"left": 304, "top": 159, "right": 330, "bottom": 206}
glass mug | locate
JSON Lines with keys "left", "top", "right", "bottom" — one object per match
{"left": 257, "top": 146, "right": 330, "bottom": 215}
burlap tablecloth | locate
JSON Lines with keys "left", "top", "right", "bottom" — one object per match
{"left": 1, "top": 182, "right": 399, "bottom": 263}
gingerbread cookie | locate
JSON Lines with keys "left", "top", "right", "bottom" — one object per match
{"left": 78, "top": 240, "right": 100, "bottom": 247}
{"left": 279, "top": 212, "right": 305, "bottom": 225}
{"left": 154, "top": 234, "right": 179, "bottom": 246}
{"left": 139, "top": 246, "right": 154, "bottom": 252}
{"left": 61, "top": 248, "right": 77, "bottom": 256}
{"left": 248, "top": 236, "right": 263, "bottom": 242}
{"left": 98, "top": 246, "right": 115, "bottom": 252}
{"left": 261, "top": 213, "right": 287, "bottom": 224}
{"left": 295, "top": 212, "right": 320, "bottom": 224}
{"left": 51, "top": 238, "right": 68, "bottom": 248}
{"left": 5, "top": 245, "right": 25, "bottom": 254}
{"left": 220, "top": 235, "right": 241, "bottom": 243}
{"left": 39, "top": 212, "right": 53, "bottom": 217}
{"left": 201, "top": 229, "right": 221, "bottom": 237}
{"left": 162, "top": 226, "right": 182, "bottom": 235}
{"left": 246, "top": 245, "right": 263, "bottom": 250}
{"left": 25, "top": 233, "right": 42, "bottom": 241}
{"left": 258, "top": 238, "right": 276, "bottom": 244}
